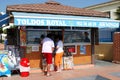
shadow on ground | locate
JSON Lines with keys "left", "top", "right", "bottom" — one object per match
{"left": 110, "top": 72, "right": 120, "bottom": 78}
{"left": 66, "top": 75, "right": 110, "bottom": 80}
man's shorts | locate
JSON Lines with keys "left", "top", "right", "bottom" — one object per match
{"left": 43, "top": 53, "right": 52, "bottom": 64}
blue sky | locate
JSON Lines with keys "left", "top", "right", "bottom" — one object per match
{"left": 0, "top": 0, "right": 111, "bottom": 13}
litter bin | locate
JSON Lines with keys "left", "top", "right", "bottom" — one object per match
{"left": 19, "top": 58, "right": 30, "bottom": 77}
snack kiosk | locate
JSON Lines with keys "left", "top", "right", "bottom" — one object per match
{"left": 6, "top": 1, "right": 119, "bottom": 68}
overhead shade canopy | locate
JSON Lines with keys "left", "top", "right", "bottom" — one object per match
{"left": 12, "top": 12, "right": 120, "bottom": 28}
{"left": 0, "top": 14, "right": 9, "bottom": 27}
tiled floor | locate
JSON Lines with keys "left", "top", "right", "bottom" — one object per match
{"left": 1, "top": 60, "right": 120, "bottom": 80}
{"left": 0, "top": 43, "right": 4, "bottom": 50}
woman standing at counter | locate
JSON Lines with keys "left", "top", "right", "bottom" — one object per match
{"left": 54, "top": 35, "right": 64, "bottom": 72}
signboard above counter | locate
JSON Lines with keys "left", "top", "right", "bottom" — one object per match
{"left": 13, "top": 12, "right": 120, "bottom": 28}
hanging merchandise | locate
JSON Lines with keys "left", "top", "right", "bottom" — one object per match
{"left": 0, "top": 50, "right": 11, "bottom": 77}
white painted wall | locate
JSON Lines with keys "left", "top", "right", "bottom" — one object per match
{"left": 85, "top": 1, "right": 120, "bottom": 20}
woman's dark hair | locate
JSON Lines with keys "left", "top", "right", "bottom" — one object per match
{"left": 59, "top": 35, "right": 62, "bottom": 40}
{"left": 84, "top": 32, "right": 89, "bottom": 36}
{"left": 40, "top": 34, "right": 45, "bottom": 39}
{"left": 47, "top": 33, "right": 52, "bottom": 38}
{"left": 55, "top": 35, "right": 62, "bottom": 40}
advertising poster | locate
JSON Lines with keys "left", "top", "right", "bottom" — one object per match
{"left": 0, "top": 50, "right": 11, "bottom": 77}
{"left": 32, "top": 46, "right": 39, "bottom": 52}
{"left": 64, "top": 45, "right": 76, "bottom": 55}
{"left": 80, "top": 45, "right": 86, "bottom": 54}
{"left": 63, "top": 56, "right": 74, "bottom": 70}
{"left": 26, "top": 46, "right": 32, "bottom": 54}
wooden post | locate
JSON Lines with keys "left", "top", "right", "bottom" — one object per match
{"left": 91, "top": 28, "right": 99, "bottom": 64}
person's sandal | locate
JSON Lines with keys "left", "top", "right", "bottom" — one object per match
{"left": 56, "top": 70, "right": 60, "bottom": 73}
{"left": 44, "top": 71, "right": 47, "bottom": 75}
{"left": 46, "top": 73, "right": 52, "bottom": 77}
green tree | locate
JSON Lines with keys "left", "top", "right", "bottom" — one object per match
{"left": 2, "top": 25, "right": 16, "bottom": 34}
{"left": 116, "top": 6, "right": 120, "bottom": 20}
{"left": 3, "top": 29, "right": 7, "bottom": 34}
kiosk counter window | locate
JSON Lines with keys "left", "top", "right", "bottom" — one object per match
{"left": 64, "top": 31, "right": 91, "bottom": 43}
{"left": 26, "top": 30, "right": 47, "bottom": 44}
{"left": 99, "top": 28, "right": 116, "bottom": 42}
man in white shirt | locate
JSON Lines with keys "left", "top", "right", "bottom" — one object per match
{"left": 42, "top": 33, "right": 54, "bottom": 76}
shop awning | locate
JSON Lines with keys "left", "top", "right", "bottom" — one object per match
{"left": 0, "top": 14, "right": 9, "bottom": 27}
{"left": 12, "top": 12, "right": 120, "bottom": 28}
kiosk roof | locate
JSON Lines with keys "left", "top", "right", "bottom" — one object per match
{"left": 7, "top": 1, "right": 109, "bottom": 18}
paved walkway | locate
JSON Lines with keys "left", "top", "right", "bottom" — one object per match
{"left": 1, "top": 60, "right": 120, "bottom": 80}
{"left": 0, "top": 43, "right": 4, "bottom": 50}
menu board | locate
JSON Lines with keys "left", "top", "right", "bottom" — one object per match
{"left": 80, "top": 45, "right": 86, "bottom": 54}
